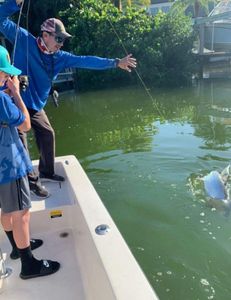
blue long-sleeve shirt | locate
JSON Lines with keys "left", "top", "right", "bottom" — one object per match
{"left": 0, "top": 0, "right": 118, "bottom": 111}
{"left": 0, "top": 91, "right": 33, "bottom": 184}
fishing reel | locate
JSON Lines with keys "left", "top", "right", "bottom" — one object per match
{"left": 19, "top": 75, "right": 29, "bottom": 92}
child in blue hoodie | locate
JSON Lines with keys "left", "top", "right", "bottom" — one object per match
{"left": 0, "top": 45, "right": 60, "bottom": 279}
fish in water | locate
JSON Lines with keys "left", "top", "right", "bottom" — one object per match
{"left": 203, "top": 165, "right": 231, "bottom": 213}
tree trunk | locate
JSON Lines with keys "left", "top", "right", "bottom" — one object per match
{"left": 113, "top": 0, "right": 122, "bottom": 11}
{"left": 194, "top": 0, "right": 200, "bottom": 18}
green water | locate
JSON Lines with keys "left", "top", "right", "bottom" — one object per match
{"left": 30, "top": 80, "right": 231, "bottom": 300}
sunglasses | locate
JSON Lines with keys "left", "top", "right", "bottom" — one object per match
{"left": 47, "top": 32, "right": 65, "bottom": 44}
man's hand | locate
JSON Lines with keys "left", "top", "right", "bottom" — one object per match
{"left": 117, "top": 54, "right": 137, "bottom": 72}
{"left": 16, "top": 0, "right": 24, "bottom": 5}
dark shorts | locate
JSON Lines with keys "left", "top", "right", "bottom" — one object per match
{"left": 0, "top": 175, "right": 31, "bottom": 213}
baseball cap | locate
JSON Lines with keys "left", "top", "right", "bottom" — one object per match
{"left": 41, "top": 18, "right": 72, "bottom": 39}
{"left": 0, "top": 46, "right": 21, "bottom": 76}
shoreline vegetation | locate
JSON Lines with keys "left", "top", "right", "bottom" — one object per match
{"left": 23, "top": 0, "right": 200, "bottom": 90}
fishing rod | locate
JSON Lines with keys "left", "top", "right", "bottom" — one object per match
{"left": 107, "top": 17, "right": 165, "bottom": 119}
{"left": 12, "top": 0, "right": 30, "bottom": 92}
{"left": 24, "top": 0, "right": 30, "bottom": 90}
{"left": 11, "top": 0, "right": 24, "bottom": 65}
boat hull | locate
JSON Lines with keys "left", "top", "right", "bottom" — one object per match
{"left": 0, "top": 155, "right": 158, "bottom": 300}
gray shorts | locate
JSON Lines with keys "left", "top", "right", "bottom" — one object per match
{"left": 0, "top": 176, "right": 31, "bottom": 213}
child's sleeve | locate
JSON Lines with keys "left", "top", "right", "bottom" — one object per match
{"left": 0, "top": 93, "right": 25, "bottom": 127}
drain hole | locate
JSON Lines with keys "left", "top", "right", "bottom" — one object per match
{"left": 59, "top": 232, "right": 69, "bottom": 238}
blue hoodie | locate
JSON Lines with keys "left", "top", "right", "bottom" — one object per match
{"left": 0, "top": 91, "right": 32, "bottom": 184}
{"left": 0, "top": 0, "right": 118, "bottom": 111}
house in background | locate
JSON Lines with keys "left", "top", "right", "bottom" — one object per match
{"left": 198, "top": 0, "right": 231, "bottom": 52}
{"left": 147, "top": 0, "right": 173, "bottom": 15}
{"left": 147, "top": 0, "right": 216, "bottom": 17}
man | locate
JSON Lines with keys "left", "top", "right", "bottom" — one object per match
{"left": 0, "top": 0, "right": 137, "bottom": 197}
{"left": 0, "top": 45, "right": 60, "bottom": 279}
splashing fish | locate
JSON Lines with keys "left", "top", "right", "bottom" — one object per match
{"left": 203, "top": 165, "right": 231, "bottom": 213}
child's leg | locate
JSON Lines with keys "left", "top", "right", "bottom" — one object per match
{"left": 1, "top": 209, "right": 30, "bottom": 250}
{"left": 0, "top": 177, "right": 60, "bottom": 279}
{"left": 1, "top": 209, "right": 60, "bottom": 279}
{"left": 0, "top": 211, "right": 13, "bottom": 231}
{"left": 1, "top": 212, "right": 17, "bottom": 254}
{"left": 1, "top": 210, "right": 43, "bottom": 259}
{"left": 11, "top": 209, "right": 30, "bottom": 249}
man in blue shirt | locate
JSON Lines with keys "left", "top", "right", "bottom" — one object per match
{"left": 0, "top": 45, "right": 60, "bottom": 279}
{"left": 0, "top": 0, "right": 137, "bottom": 197}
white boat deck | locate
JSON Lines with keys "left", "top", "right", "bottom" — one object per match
{"left": 0, "top": 156, "right": 158, "bottom": 300}
{"left": 1, "top": 225, "right": 85, "bottom": 299}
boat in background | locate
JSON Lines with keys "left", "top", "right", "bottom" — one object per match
{"left": 0, "top": 155, "right": 158, "bottom": 300}
{"left": 204, "top": 1, "right": 231, "bottom": 51}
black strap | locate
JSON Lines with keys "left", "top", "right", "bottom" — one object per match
{"left": 38, "top": 50, "right": 54, "bottom": 84}
{"left": 38, "top": 51, "right": 59, "bottom": 107}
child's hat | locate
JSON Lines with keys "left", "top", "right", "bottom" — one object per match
{"left": 0, "top": 46, "right": 21, "bottom": 76}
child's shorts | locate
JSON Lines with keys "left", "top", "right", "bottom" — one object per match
{"left": 0, "top": 175, "right": 31, "bottom": 213}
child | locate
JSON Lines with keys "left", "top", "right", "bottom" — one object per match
{"left": 0, "top": 45, "right": 60, "bottom": 279}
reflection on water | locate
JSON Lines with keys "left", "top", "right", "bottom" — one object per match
{"left": 29, "top": 79, "right": 231, "bottom": 300}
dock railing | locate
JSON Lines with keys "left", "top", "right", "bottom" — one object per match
{"left": 53, "top": 68, "right": 74, "bottom": 84}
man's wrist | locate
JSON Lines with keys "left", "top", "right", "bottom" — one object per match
{"left": 114, "top": 58, "right": 120, "bottom": 68}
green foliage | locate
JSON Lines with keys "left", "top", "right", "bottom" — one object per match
{"left": 17, "top": 0, "right": 196, "bottom": 89}
{"left": 60, "top": 0, "right": 196, "bottom": 89}
{"left": 173, "top": 0, "right": 219, "bottom": 18}
{"left": 150, "top": 10, "right": 197, "bottom": 86}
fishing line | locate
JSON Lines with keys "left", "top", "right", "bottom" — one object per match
{"left": 12, "top": 0, "right": 25, "bottom": 65}
{"left": 210, "top": 81, "right": 216, "bottom": 142}
{"left": 107, "top": 17, "right": 165, "bottom": 119}
{"left": 25, "top": 0, "right": 31, "bottom": 76}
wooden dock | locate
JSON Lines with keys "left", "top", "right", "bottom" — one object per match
{"left": 195, "top": 50, "right": 231, "bottom": 79}
{"left": 53, "top": 68, "right": 75, "bottom": 90}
